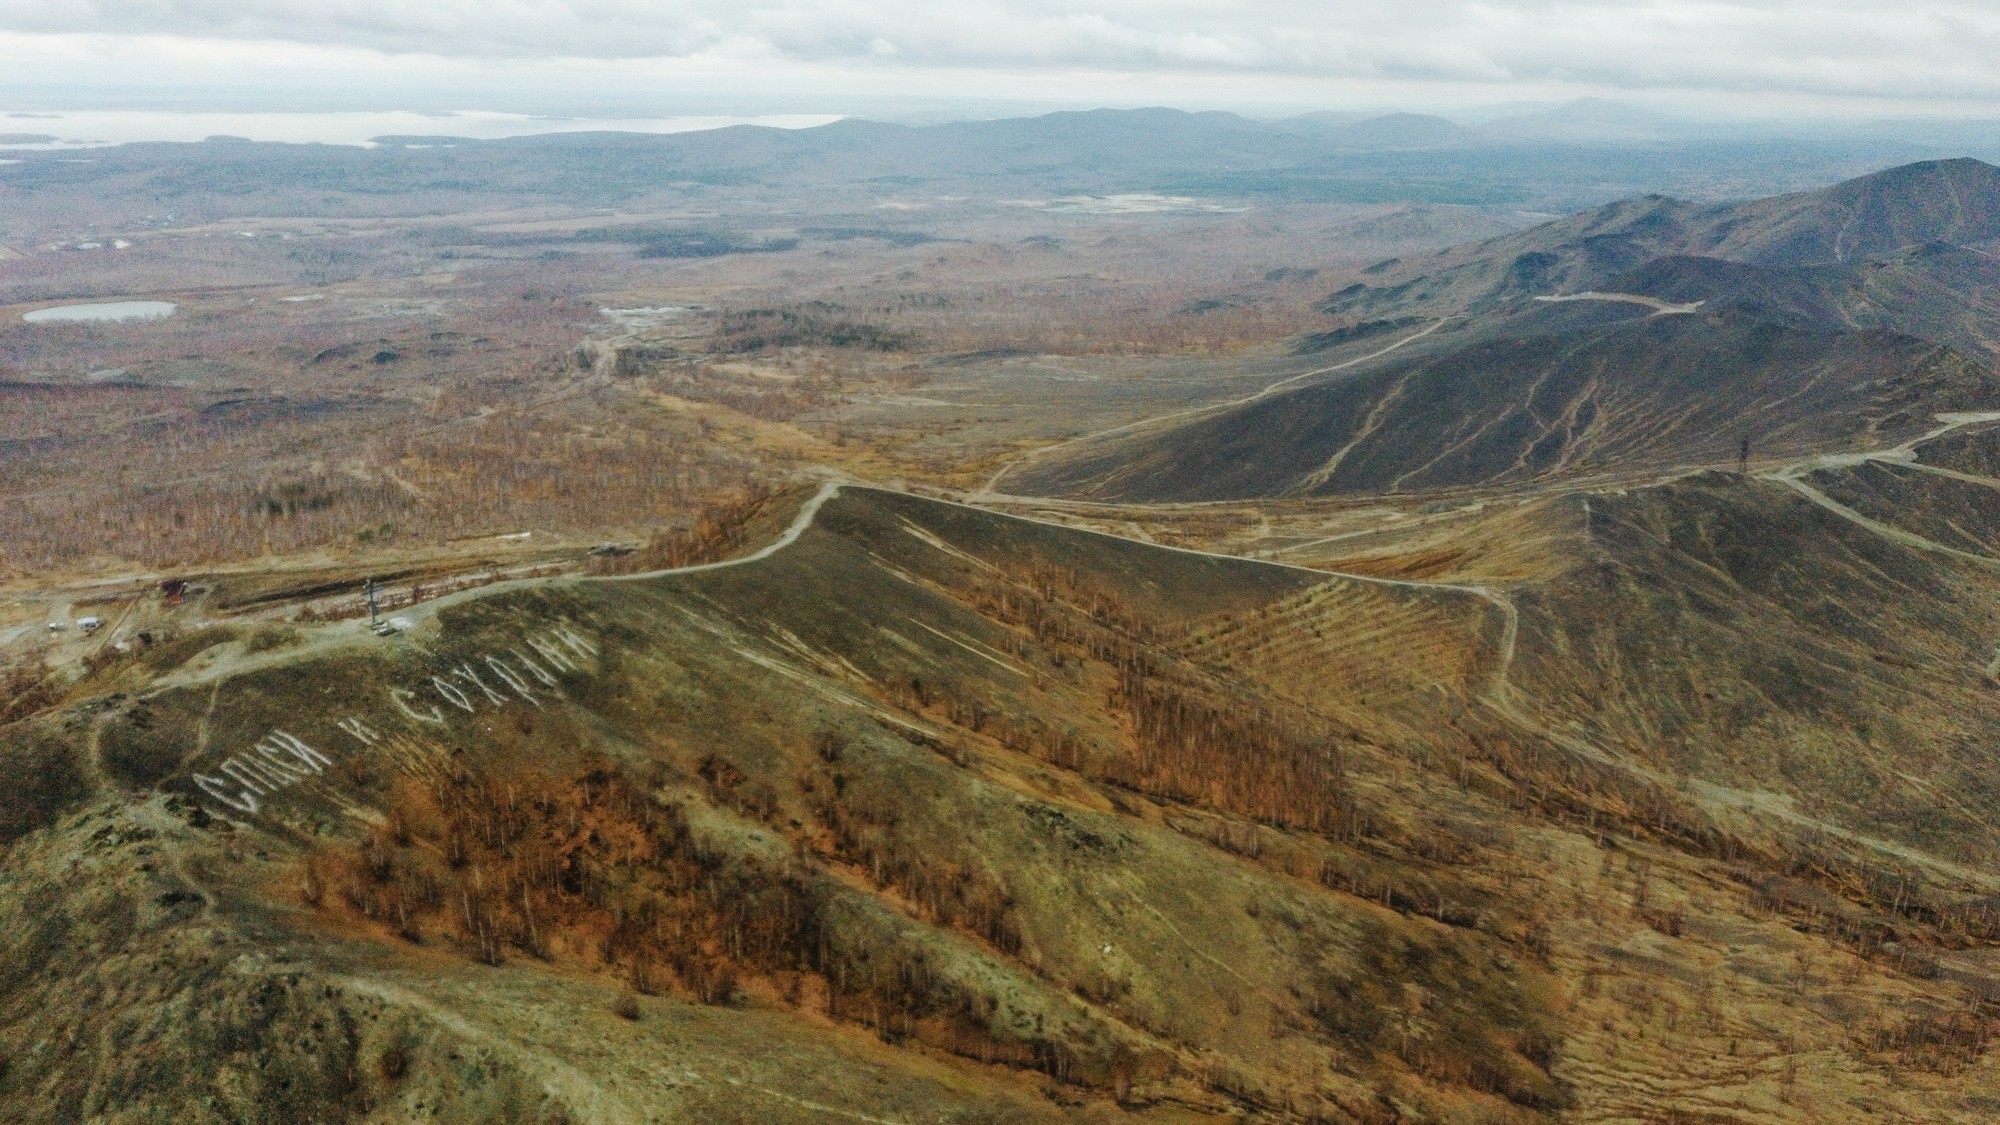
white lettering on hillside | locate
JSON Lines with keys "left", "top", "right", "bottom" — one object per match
{"left": 193, "top": 729, "right": 328, "bottom": 816}
{"left": 185, "top": 621, "right": 601, "bottom": 821}
{"left": 484, "top": 655, "right": 540, "bottom": 707}
{"left": 336, "top": 716, "right": 382, "bottom": 746}
{"left": 449, "top": 662, "right": 508, "bottom": 707}
{"left": 525, "top": 635, "right": 578, "bottom": 673}
{"left": 390, "top": 687, "right": 446, "bottom": 725}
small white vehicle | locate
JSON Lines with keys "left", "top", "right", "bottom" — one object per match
{"left": 77, "top": 616, "right": 104, "bottom": 633}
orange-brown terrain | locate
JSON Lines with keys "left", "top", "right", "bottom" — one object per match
{"left": 5, "top": 120, "right": 2000, "bottom": 1122}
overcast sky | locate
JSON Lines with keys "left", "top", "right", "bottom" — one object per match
{"left": 0, "top": 1, "right": 1994, "bottom": 118}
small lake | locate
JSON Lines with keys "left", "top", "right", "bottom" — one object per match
{"left": 22, "top": 301, "right": 177, "bottom": 324}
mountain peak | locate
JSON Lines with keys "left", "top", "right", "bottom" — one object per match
{"left": 1824, "top": 156, "right": 2000, "bottom": 201}
{"left": 1716, "top": 157, "right": 2000, "bottom": 265}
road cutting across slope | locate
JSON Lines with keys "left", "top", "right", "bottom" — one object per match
{"left": 1532, "top": 291, "right": 1705, "bottom": 315}
{"left": 154, "top": 403, "right": 2000, "bottom": 890}
{"left": 1756, "top": 410, "right": 2000, "bottom": 567}
{"left": 976, "top": 317, "right": 1456, "bottom": 499}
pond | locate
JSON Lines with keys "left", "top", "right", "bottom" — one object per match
{"left": 22, "top": 300, "right": 177, "bottom": 324}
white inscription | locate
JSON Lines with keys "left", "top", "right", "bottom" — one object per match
{"left": 513, "top": 648, "right": 560, "bottom": 686}
{"left": 391, "top": 688, "right": 446, "bottom": 725}
{"left": 194, "top": 772, "right": 258, "bottom": 815}
{"left": 449, "top": 662, "right": 508, "bottom": 707}
{"left": 430, "top": 675, "right": 475, "bottom": 712}
{"left": 555, "top": 625, "right": 598, "bottom": 657}
{"left": 484, "top": 654, "right": 541, "bottom": 707}
{"left": 186, "top": 621, "right": 601, "bottom": 821}
{"left": 336, "top": 716, "right": 383, "bottom": 746}
{"left": 526, "top": 635, "right": 577, "bottom": 673}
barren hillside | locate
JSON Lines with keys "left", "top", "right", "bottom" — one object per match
{"left": 7, "top": 141, "right": 2000, "bottom": 1122}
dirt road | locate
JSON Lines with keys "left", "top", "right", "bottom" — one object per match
{"left": 976, "top": 317, "right": 1456, "bottom": 499}
{"left": 1532, "top": 291, "right": 1704, "bottom": 315}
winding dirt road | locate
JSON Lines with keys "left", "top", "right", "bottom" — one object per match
{"left": 1532, "top": 291, "right": 1705, "bottom": 316}
{"left": 1757, "top": 411, "right": 2000, "bottom": 566}
{"left": 976, "top": 317, "right": 1456, "bottom": 499}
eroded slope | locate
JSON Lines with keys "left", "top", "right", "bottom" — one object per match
{"left": 1013, "top": 312, "right": 1996, "bottom": 501}
{"left": 7, "top": 484, "right": 2000, "bottom": 1121}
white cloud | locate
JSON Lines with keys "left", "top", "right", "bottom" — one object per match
{"left": 0, "top": 2, "right": 1994, "bottom": 114}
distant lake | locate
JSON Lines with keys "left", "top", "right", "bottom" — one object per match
{"left": 23, "top": 301, "right": 177, "bottom": 324}
{"left": 0, "top": 110, "right": 843, "bottom": 150}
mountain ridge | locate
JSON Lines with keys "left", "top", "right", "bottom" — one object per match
{"left": 1019, "top": 158, "right": 2000, "bottom": 503}
{"left": 1330, "top": 158, "right": 2000, "bottom": 320}
{"left": 1011, "top": 312, "right": 1999, "bottom": 500}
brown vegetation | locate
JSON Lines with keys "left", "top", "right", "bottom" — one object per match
{"left": 588, "top": 485, "right": 775, "bottom": 575}
{"left": 801, "top": 734, "right": 1026, "bottom": 958}
{"left": 309, "top": 757, "right": 1115, "bottom": 1085}
{"left": 317, "top": 763, "right": 812, "bottom": 989}
{"left": 0, "top": 660, "right": 56, "bottom": 724}
{"left": 1305, "top": 920, "right": 1567, "bottom": 1110}
{"left": 1855, "top": 1003, "right": 2000, "bottom": 1076}
{"left": 0, "top": 382, "right": 762, "bottom": 572}
{"left": 905, "top": 556, "right": 1373, "bottom": 839}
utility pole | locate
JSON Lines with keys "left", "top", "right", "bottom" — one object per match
{"left": 1738, "top": 435, "right": 1752, "bottom": 474}
{"left": 365, "top": 578, "right": 381, "bottom": 628}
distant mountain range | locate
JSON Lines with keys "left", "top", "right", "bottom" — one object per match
{"left": 1329, "top": 158, "right": 2000, "bottom": 308}
{"left": 11, "top": 102, "right": 2000, "bottom": 212}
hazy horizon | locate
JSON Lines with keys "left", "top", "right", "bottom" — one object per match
{"left": 0, "top": 2, "right": 1996, "bottom": 124}
{"left": 5, "top": 96, "right": 2000, "bottom": 154}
